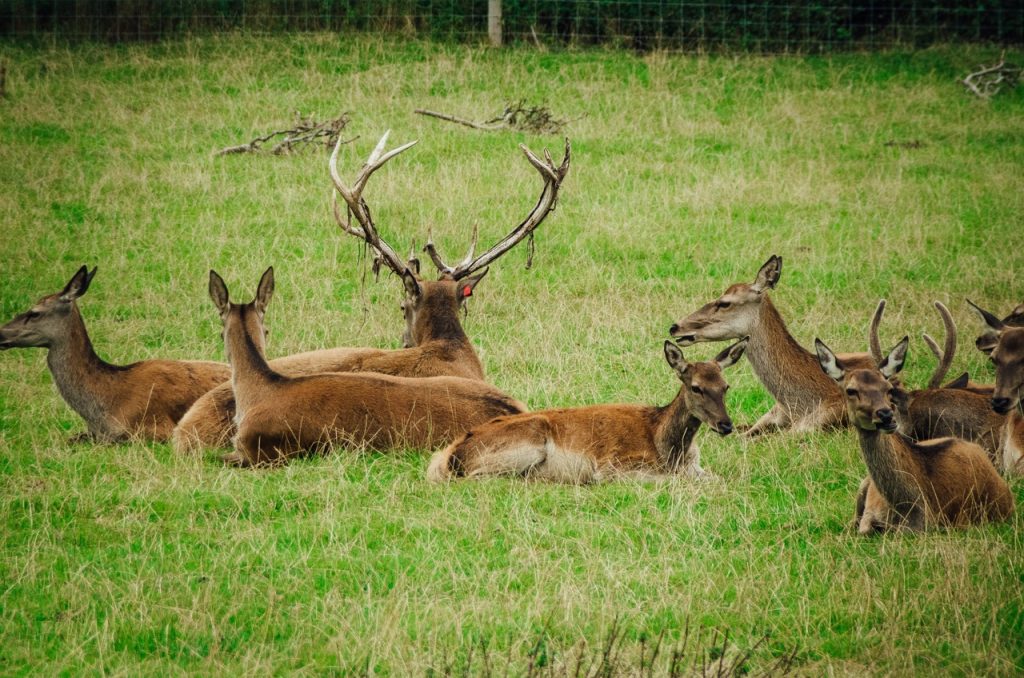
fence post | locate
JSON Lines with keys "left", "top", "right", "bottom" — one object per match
{"left": 488, "top": 0, "right": 502, "bottom": 46}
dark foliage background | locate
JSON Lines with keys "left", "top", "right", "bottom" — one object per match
{"left": 1, "top": 1, "right": 1022, "bottom": 50}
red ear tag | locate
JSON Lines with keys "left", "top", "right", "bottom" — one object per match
{"left": 462, "top": 285, "right": 473, "bottom": 298}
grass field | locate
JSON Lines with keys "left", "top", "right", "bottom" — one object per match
{"left": 1, "top": 34, "right": 1023, "bottom": 675}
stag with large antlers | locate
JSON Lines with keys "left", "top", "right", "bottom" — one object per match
{"left": 173, "top": 132, "right": 570, "bottom": 453}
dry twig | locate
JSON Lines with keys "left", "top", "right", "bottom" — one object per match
{"left": 216, "top": 111, "right": 353, "bottom": 156}
{"left": 961, "top": 52, "right": 1021, "bottom": 99}
{"left": 416, "top": 101, "right": 580, "bottom": 134}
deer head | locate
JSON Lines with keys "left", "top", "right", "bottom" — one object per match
{"left": 969, "top": 299, "right": 1024, "bottom": 415}
{"left": 669, "top": 255, "right": 782, "bottom": 346}
{"left": 0, "top": 266, "right": 97, "bottom": 350}
{"left": 209, "top": 267, "right": 275, "bottom": 364}
{"left": 816, "top": 324, "right": 909, "bottom": 432}
{"left": 330, "top": 132, "right": 570, "bottom": 348}
{"left": 663, "top": 337, "right": 749, "bottom": 435}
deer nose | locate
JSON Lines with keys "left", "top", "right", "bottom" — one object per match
{"left": 717, "top": 420, "right": 733, "bottom": 436}
{"left": 669, "top": 323, "right": 680, "bottom": 335}
{"left": 992, "top": 397, "right": 1012, "bottom": 414}
{"left": 876, "top": 408, "right": 896, "bottom": 429}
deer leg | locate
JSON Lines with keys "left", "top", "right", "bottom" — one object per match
{"left": 455, "top": 416, "right": 553, "bottom": 479}
{"left": 742, "top": 404, "right": 788, "bottom": 437}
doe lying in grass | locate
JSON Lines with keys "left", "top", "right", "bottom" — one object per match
{"left": 0, "top": 266, "right": 230, "bottom": 442}
{"left": 669, "top": 255, "right": 877, "bottom": 436}
{"left": 814, "top": 331, "right": 1014, "bottom": 534}
{"left": 428, "top": 338, "right": 747, "bottom": 483}
{"left": 209, "top": 267, "right": 526, "bottom": 467}
{"left": 971, "top": 299, "right": 1024, "bottom": 475}
{"left": 173, "top": 133, "right": 569, "bottom": 453}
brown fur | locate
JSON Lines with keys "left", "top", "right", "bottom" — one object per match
{"left": 209, "top": 268, "right": 525, "bottom": 466}
{"left": 0, "top": 267, "right": 230, "bottom": 442}
{"left": 669, "top": 255, "right": 874, "bottom": 435}
{"left": 970, "top": 304, "right": 1024, "bottom": 474}
{"left": 172, "top": 277, "right": 485, "bottom": 452}
{"left": 428, "top": 339, "right": 747, "bottom": 483}
{"left": 815, "top": 335, "right": 1014, "bottom": 534}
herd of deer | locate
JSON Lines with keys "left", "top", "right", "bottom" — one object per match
{"left": 1, "top": 132, "right": 1021, "bottom": 535}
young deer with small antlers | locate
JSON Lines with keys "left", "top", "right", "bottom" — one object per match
{"left": 668, "top": 256, "right": 877, "bottom": 435}
{"left": 209, "top": 267, "right": 526, "bottom": 466}
{"left": 0, "top": 266, "right": 230, "bottom": 442}
{"left": 970, "top": 299, "right": 1024, "bottom": 475}
{"left": 868, "top": 300, "right": 1006, "bottom": 464}
{"left": 173, "top": 132, "right": 569, "bottom": 453}
{"left": 815, "top": 330, "right": 1013, "bottom": 534}
{"left": 428, "top": 339, "right": 748, "bottom": 483}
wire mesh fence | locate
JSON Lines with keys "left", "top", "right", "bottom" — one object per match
{"left": 1, "top": 1, "right": 1022, "bottom": 51}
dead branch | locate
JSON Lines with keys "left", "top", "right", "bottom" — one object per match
{"left": 216, "top": 111, "right": 353, "bottom": 156}
{"left": 961, "top": 52, "right": 1021, "bottom": 99}
{"left": 416, "top": 101, "right": 581, "bottom": 134}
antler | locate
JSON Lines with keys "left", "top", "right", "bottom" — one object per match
{"left": 922, "top": 301, "right": 957, "bottom": 389}
{"left": 868, "top": 299, "right": 886, "bottom": 363}
{"left": 423, "top": 138, "right": 571, "bottom": 281}
{"left": 330, "top": 130, "right": 418, "bottom": 278}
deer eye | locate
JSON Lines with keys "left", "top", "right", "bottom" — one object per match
{"left": 716, "top": 301, "right": 731, "bottom": 310}
{"left": 845, "top": 388, "right": 858, "bottom": 396}
{"left": 24, "top": 311, "right": 40, "bottom": 321}
{"left": 691, "top": 385, "right": 702, "bottom": 395}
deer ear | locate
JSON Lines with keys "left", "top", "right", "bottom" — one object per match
{"left": 458, "top": 268, "right": 489, "bottom": 302}
{"left": 967, "top": 299, "right": 1004, "bottom": 355}
{"left": 402, "top": 270, "right": 421, "bottom": 299}
{"left": 879, "top": 336, "right": 909, "bottom": 379}
{"left": 944, "top": 372, "right": 970, "bottom": 390}
{"left": 209, "top": 270, "right": 230, "bottom": 314}
{"left": 59, "top": 265, "right": 96, "bottom": 302}
{"left": 751, "top": 255, "right": 782, "bottom": 293}
{"left": 663, "top": 340, "right": 688, "bottom": 373}
{"left": 255, "top": 266, "right": 275, "bottom": 315}
{"left": 715, "top": 336, "right": 749, "bottom": 370}
{"left": 815, "top": 338, "right": 845, "bottom": 382}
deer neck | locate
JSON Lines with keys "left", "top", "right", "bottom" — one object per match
{"left": 414, "top": 296, "right": 472, "bottom": 347}
{"left": 856, "top": 428, "right": 925, "bottom": 517}
{"left": 746, "top": 296, "right": 837, "bottom": 411}
{"left": 653, "top": 390, "right": 702, "bottom": 471}
{"left": 225, "top": 308, "right": 284, "bottom": 418}
{"left": 44, "top": 306, "right": 123, "bottom": 432}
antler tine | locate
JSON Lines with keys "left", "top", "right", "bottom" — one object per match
{"left": 457, "top": 224, "right": 480, "bottom": 270}
{"left": 443, "top": 138, "right": 572, "bottom": 281}
{"left": 329, "top": 131, "right": 418, "bottom": 277}
{"left": 926, "top": 301, "right": 957, "bottom": 389}
{"left": 868, "top": 299, "right": 886, "bottom": 363}
{"left": 423, "top": 226, "right": 455, "bottom": 277}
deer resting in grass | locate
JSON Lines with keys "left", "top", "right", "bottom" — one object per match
{"left": 427, "top": 338, "right": 748, "bottom": 483}
{"left": 668, "top": 255, "right": 877, "bottom": 435}
{"left": 867, "top": 300, "right": 1006, "bottom": 465}
{"left": 210, "top": 267, "right": 526, "bottom": 467}
{"left": 173, "top": 132, "right": 569, "bottom": 453}
{"left": 814, "top": 331, "right": 1013, "bottom": 534}
{"left": 0, "top": 266, "right": 230, "bottom": 442}
{"left": 970, "top": 299, "right": 1024, "bottom": 475}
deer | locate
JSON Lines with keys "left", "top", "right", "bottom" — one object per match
{"left": 0, "top": 266, "right": 231, "bottom": 443}
{"left": 208, "top": 267, "right": 527, "bottom": 467}
{"left": 814, "top": 328, "right": 1014, "bottom": 534}
{"left": 427, "top": 338, "right": 748, "bottom": 483}
{"left": 667, "top": 255, "right": 879, "bottom": 435}
{"left": 172, "top": 132, "right": 570, "bottom": 453}
{"left": 969, "top": 299, "right": 1024, "bottom": 475}
{"left": 868, "top": 300, "right": 1005, "bottom": 464}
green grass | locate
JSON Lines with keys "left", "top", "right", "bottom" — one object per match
{"left": 1, "top": 35, "right": 1023, "bottom": 675}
